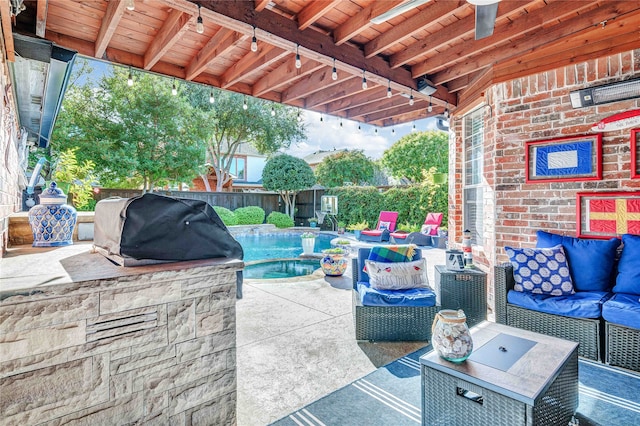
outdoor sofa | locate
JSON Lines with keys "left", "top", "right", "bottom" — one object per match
{"left": 495, "top": 230, "right": 640, "bottom": 371}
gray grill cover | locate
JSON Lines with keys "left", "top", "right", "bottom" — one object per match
{"left": 94, "top": 193, "right": 243, "bottom": 263}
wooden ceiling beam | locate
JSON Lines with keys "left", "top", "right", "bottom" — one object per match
{"left": 304, "top": 77, "right": 363, "bottom": 108}
{"left": 253, "top": 57, "right": 324, "bottom": 96}
{"left": 377, "top": 106, "right": 444, "bottom": 127}
{"left": 363, "top": 99, "right": 429, "bottom": 123}
{"left": 390, "top": 0, "right": 529, "bottom": 69}
{"left": 416, "top": 0, "right": 614, "bottom": 81}
{"left": 254, "top": 0, "right": 270, "bottom": 13}
{"left": 333, "top": 0, "right": 404, "bottom": 45}
{"left": 185, "top": 28, "right": 244, "bottom": 81}
{"left": 457, "top": 68, "right": 494, "bottom": 111}
{"left": 298, "top": 1, "right": 341, "bottom": 31}
{"left": 428, "top": 0, "right": 634, "bottom": 85}
{"left": 325, "top": 86, "right": 389, "bottom": 114}
{"left": 221, "top": 44, "right": 289, "bottom": 88}
{"left": 36, "top": 0, "right": 47, "bottom": 38}
{"left": 446, "top": 75, "right": 471, "bottom": 93}
{"left": 346, "top": 93, "right": 409, "bottom": 119}
{"left": 364, "top": 0, "right": 467, "bottom": 59}
{"left": 94, "top": 0, "right": 127, "bottom": 58}
{"left": 144, "top": 10, "right": 191, "bottom": 70}
{"left": 281, "top": 67, "right": 336, "bottom": 102}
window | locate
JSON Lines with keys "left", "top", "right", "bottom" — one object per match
{"left": 463, "top": 107, "right": 484, "bottom": 245}
{"left": 229, "top": 156, "right": 246, "bottom": 181}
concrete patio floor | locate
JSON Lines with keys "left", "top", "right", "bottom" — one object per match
{"left": 236, "top": 247, "right": 446, "bottom": 426}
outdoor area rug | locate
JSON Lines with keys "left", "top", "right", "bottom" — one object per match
{"left": 270, "top": 346, "right": 640, "bottom": 426}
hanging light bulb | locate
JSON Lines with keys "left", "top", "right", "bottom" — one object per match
{"left": 320, "top": 114, "right": 323, "bottom": 122}
{"left": 243, "top": 97, "right": 248, "bottom": 110}
{"left": 209, "top": 89, "right": 215, "bottom": 104}
{"left": 126, "top": 0, "right": 135, "bottom": 11}
{"left": 412, "top": 122, "right": 416, "bottom": 132}
{"left": 387, "top": 80, "right": 392, "bottom": 98}
{"left": 297, "top": 109, "right": 302, "bottom": 122}
{"left": 127, "top": 67, "right": 133, "bottom": 87}
{"left": 271, "top": 106, "right": 276, "bottom": 116}
{"left": 251, "top": 26, "right": 258, "bottom": 52}
{"left": 361, "top": 70, "right": 367, "bottom": 90}
{"left": 339, "top": 119, "right": 343, "bottom": 128}
{"left": 196, "top": 4, "right": 204, "bottom": 34}
{"left": 374, "top": 128, "right": 378, "bottom": 134}
{"left": 427, "top": 96, "right": 433, "bottom": 113}
{"left": 392, "top": 127, "right": 395, "bottom": 134}
{"left": 444, "top": 102, "right": 450, "bottom": 118}
{"left": 171, "top": 79, "right": 177, "bottom": 96}
{"left": 295, "top": 44, "right": 301, "bottom": 69}
{"left": 331, "top": 58, "right": 338, "bottom": 81}
{"left": 409, "top": 89, "right": 414, "bottom": 106}
{"left": 357, "top": 124, "right": 361, "bottom": 131}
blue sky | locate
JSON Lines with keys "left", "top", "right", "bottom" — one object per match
{"left": 78, "top": 58, "right": 438, "bottom": 160}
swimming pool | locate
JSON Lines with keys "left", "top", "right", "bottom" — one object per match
{"left": 243, "top": 259, "right": 321, "bottom": 279}
{"left": 234, "top": 232, "right": 334, "bottom": 262}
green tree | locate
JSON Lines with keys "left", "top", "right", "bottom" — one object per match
{"left": 262, "top": 154, "right": 315, "bottom": 218}
{"left": 314, "top": 150, "right": 375, "bottom": 188}
{"left": 184, "top": 86, "right": 306, "bottom": 191}
{"left": 52, "top": 61, "right": 206, "bottom": 191}
{"left": 380, "top": 131, "right": 448, "bottom": 183}
{"left": 52, "top": 148, "right": 96, "bottom": 209}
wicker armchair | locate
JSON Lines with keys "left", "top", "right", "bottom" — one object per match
{"left": 494, "top": 263, "right": 603, "bottom": 361}
{"left": 605, "top": 322, "right": 640, "bottom": 372}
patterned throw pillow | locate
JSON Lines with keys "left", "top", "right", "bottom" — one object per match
{"left": 364, "top": 258, "right": 430, "bottom": 290}
{"left": 420, "top": 224, "right": 433, "bottom": 235}
{"left": 505, "top": 245, "right": 575, "bottom": 296}
{"left": 379, "top": 221, "right": 391, "bottom": 230}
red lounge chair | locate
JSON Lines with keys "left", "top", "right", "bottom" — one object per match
{"left": 359, "top": 211, "right": 398, "bottom": 242}
{"left": 390, "top": 213, "right": 444, "bottom": 246}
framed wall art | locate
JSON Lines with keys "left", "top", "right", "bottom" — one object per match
{"left": 525, "top": 134, "right": 602, "bottom": 183}
{"left": 576, "top": 191, "right": 640, "bottom": 238}
{"left": 631, "top": 128, "right": 640, "bottom": 179}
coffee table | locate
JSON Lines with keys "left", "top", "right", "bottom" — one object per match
{"left": 420, "top": 321, "right": 578, "bottom": 426}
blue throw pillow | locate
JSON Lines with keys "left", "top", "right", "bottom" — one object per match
{"left": 505, "top": 245, "right": 575, "bottom": 296}
{"left": 536, "top": 230, "right": 620, "bottom": 292}
{"left": 613, "top": 234, "right": 640, "bottom": 295}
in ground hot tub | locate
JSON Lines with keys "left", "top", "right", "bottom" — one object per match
{"left": 244, "top": 259, "right": 321, "bottom": 279}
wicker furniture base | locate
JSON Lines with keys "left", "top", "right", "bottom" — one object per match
{"left": 495, "top": 264, "right": 603, "bottom": 361}
{"left": 421, "top": 322, "right": 579, "bottom": 426}
{"left": 435, "top": 265, "right": 487, "bottom": 328}
{"left": 352, "top": 290, "right": 439, "bottom": 341}
{"left": 605, "top": 322, "right": 640, "bottom": 372}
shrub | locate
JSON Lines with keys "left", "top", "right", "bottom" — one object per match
{"left": 267, "top": 211, "right": 294, "bottom": 228}
{"left": 234, "top": 206, "right": 265, "bottom": 225}
{"left": 213, "top": 206, "right": 238, "bottom": 226}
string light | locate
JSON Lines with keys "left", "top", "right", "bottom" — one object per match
{"left": 297, "top": 108, "right": 302, "bottom": 122}
{"left": 357, "top": 124, "right": 361, "bottom": 131}
{"left": 387, "top": 80, "right": 392, "bottom": 98}
{"left": 331, "top": 58, "right": 338, "bottom": 81}
{"left": 251, "top": 26, "right": 258, "bottom": 52}
{"left": 361, "top": 70, "right": 367, "bottom": 90}
{"left": 320, "top": 114, "right": 323, "bottom": 122}
{"left": 428, "top": 96, "right": 433, "bottom": 112}
{"left": 295, "top": 44, "right": 301, "bottom": 69}
{"left": 409, "top": 89, "right": 414, "bottom": 106}
{"left": 392, "top": 127, "right": 395, "bottom": 134}
{"left": 126, "top": 0, "right": 135, "bottom": 11}
{"left": 412, "top": 122, "right": 416, "bottom": 132}
{"left": 444, "top": 102, "right": 450, "bottom": 118}
{"left": 271, "top": 106, "right": 276, "bottom": 116}
{"left": 209, "top": 89, "right": 214, "bottom": 104}
{"left": 339, "top": 119, "right": 343, "bottom": 128}
{"left": 196, "top": 4, "right": 204, "bottom": 34}
{"left": 171, "top": 79, "right": 177, "bottom": 96}
{"left": 374, "top": 128, "right": 378, "bottom": 134}
{"left": 127, "top": 67, "right": 133, "bottom": 87}
{"left": 243, "top": 96, "right": 248, "bottom": 110}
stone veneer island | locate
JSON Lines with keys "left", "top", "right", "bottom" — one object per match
{"left": 0, "top": 243, "right": 242, "bottom": 425}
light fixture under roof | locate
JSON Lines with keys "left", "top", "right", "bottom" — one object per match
{"left": 570, "top": 77, "right": 640, "bottom": 108}
{"left": 196, "top": 4, "right": 204, "bottom": 34}
{"left": 361, "top": 70, "right": 367, "bottom": 90}
{"left": 251, "top": 26, "right": 258, "bottom": 52}
{"left": 331, "top": 58, "right": 338, "bottom": 81}
{"left": 387, "top": 80, "right": 392, "bottom": 98}
{"left": 209, "top": 89, "right": 215, "bottom": 103}
{"left": 171, "top": 79, "right": 177, "bottom": 96}
{"left": 127, "top": 67, "right": 133, "bottom": 87}
{"left": 417, "top": 76, "right": 437, "bottom": 95}
{"left": 126, "top": 0, "right": 135, "bottom": 11}
{"left": 370, "top": 0, "right": 431, "bottom": 25}
{"left": 295, "top": 44, "right": 301, "bottom": 69}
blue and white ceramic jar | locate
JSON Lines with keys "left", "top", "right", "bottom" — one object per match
{"left": 28, "top": 182, "right": 77, "bottom": 247}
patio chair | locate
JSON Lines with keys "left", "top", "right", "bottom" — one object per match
{"left": 358, "top": 211, "right": 398, "bottom": 242}
{"left": 390, "top": 213, "right": 443, "bottom": 246}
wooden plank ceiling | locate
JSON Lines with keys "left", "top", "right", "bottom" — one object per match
{"left": 11, "top": 0, "right": 640, "bottom": 126}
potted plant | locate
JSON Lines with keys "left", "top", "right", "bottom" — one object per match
{"left": 320, "top": 247, "right": 348, "bottom": 276}
{"left": 337, "top": 221, "right": 347, "bottom": 234}
{"left": 301, "top": 231, "right": 316, "bottom": 255}
{"left": 307, "top": 217, "right": 318, "bottom": 228}
{"left": 347, "top": 220, "right": 368, "bottom": 239}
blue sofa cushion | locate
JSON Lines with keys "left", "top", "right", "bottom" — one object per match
{"left": 602, "top": 293, "right": 640, "bottom": 329}
{"left": 613, "top": 234, "right": 640, "bottom": 296}
{"left": 357, "top": 282, "right": 436, "bottom": 307}
{"left": 505, "top": 245, "right": 574, "bottom": 296}
{"left": 536, "top": 230, "right": 620, "bottom": 292}
{"left": 507, "top": 289, "right": 611, "bottom": 319}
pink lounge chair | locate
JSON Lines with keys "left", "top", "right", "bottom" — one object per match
{"left": 359, "top": 211, "right": 398, "bottom": 242}
{"left": 390, "top": 213, "right": 444, "bottom": 246}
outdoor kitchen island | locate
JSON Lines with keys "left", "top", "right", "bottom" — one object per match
{"left": 0, "top": 243, "right": 242, "bottom": 425}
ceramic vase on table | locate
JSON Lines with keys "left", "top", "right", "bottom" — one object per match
{"left": 28, "top": 182, "right": 77, "bottom": 247}
{"left": 320, "top": 250, "right": 348, "bottom": 276}
{"left": 302, "top": 237, "right": 315, "bottom": 255}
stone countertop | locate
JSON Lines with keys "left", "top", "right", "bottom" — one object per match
{"left": 1, "top": 243, "right": 244, "bottom": 298}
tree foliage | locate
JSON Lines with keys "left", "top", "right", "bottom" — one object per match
{"left": 52, "top": 148, "right": 96, "bottom": 209}
{"left": 314, "top": 150, "right": 375, "bottom": 187}
{"left": 262, "top": 154, "right": 316, "bottom": 218}
{"left": 52, "top": 61, "right": 206, "bottom": 191}
{"left": 184, "top": 86, "right": 306, "bottom": 191}
{"left": 380, "top": 131, "right": 448, "bottom": 183}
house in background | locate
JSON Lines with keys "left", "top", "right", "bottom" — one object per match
{"left": 303, "top": 149, "right": 348, "bottom": 170}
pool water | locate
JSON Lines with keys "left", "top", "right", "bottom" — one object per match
{"left": 235, "top": 233, "right": 333, "bottom": 262}
{"left": 244, "top": 259, "right": 321, "bottom": 279}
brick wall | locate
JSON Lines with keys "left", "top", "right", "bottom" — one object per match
{"left": 0, "top": 46, "right": 23, "bottom": 257}
{"left": 449, "top": 49, "right": 640, "bottom": 312}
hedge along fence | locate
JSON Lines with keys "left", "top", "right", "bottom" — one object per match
{"left": 327, "top": 182, "right": 447, "bottom": 231}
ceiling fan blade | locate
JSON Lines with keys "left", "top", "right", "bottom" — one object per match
{"left": 475, "top": 3, "right": 499, "bottom": 40}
